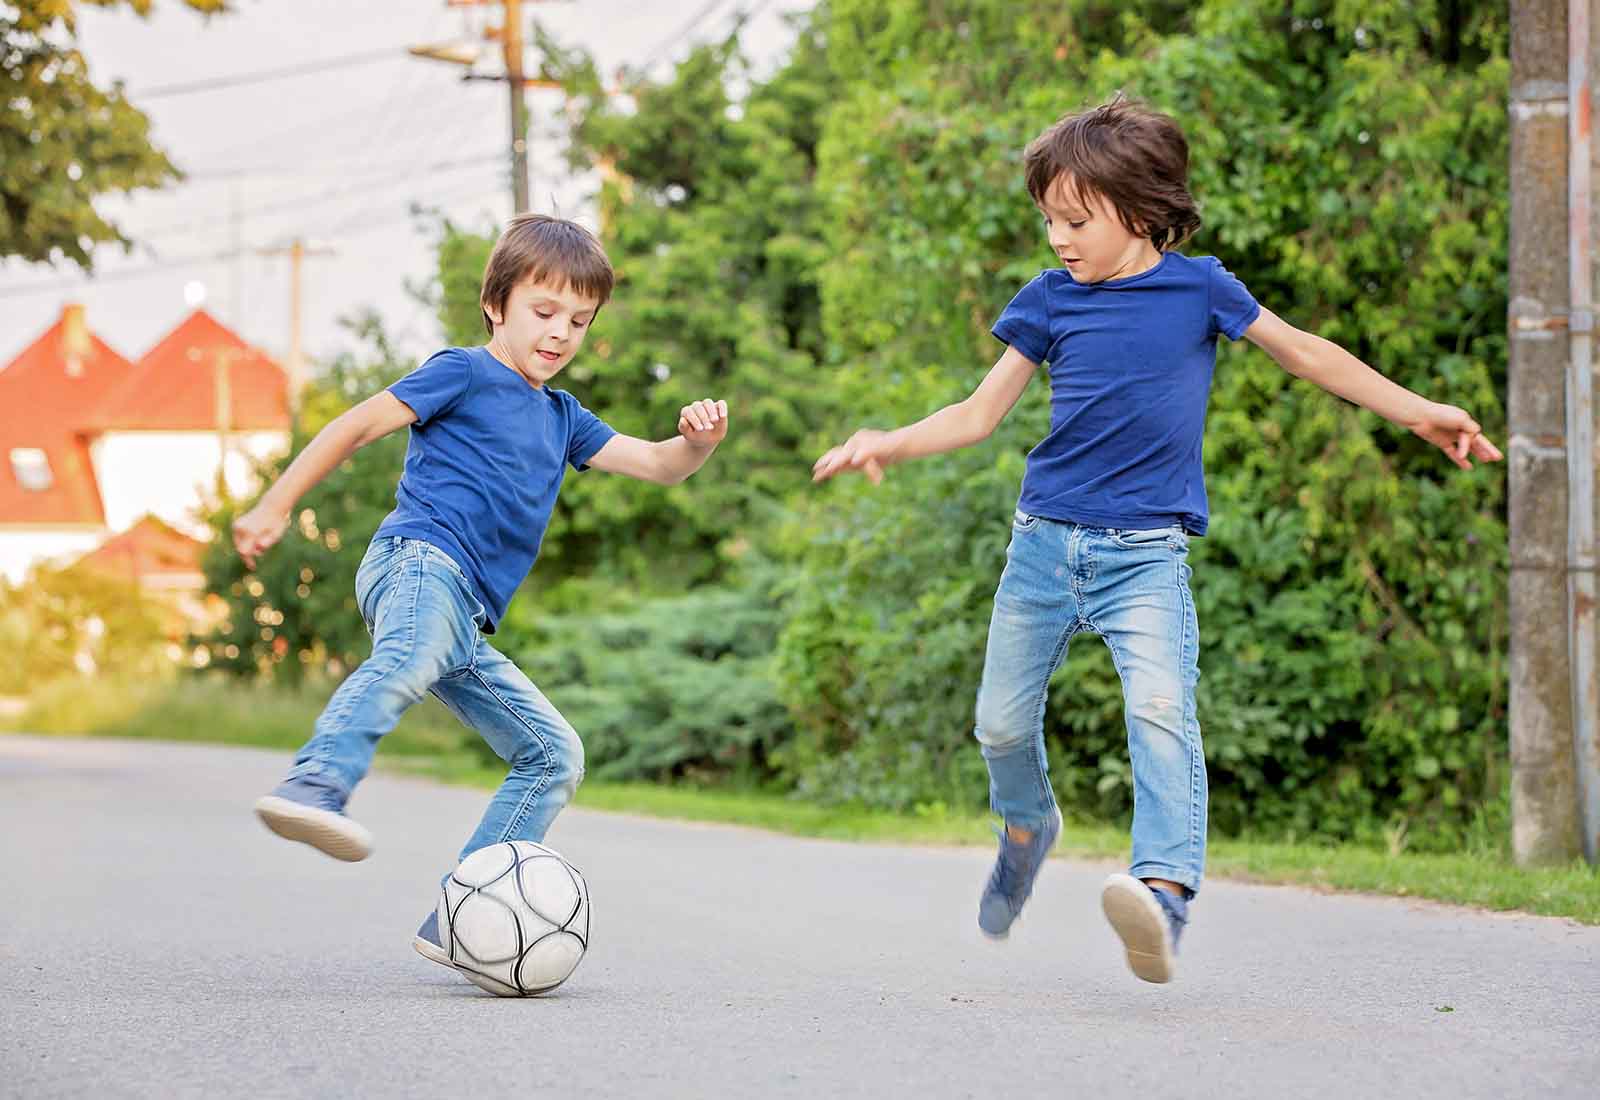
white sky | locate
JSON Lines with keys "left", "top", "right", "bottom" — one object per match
{"left": 0, "top": 0, "right": 811, "bottom": 370}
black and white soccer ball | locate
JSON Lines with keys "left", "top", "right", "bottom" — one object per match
{"left": 438, "top": 840, "right": 590, "bottom": 997}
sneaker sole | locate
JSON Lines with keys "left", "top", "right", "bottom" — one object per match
{"left": 254, "top": 795, "right": 373, "bottom": 862}
{"left": 1100, "top": 873, "right": 1174, "bottom": 984}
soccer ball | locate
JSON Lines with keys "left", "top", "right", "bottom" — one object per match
{"left": 438, "top": 840, "right": 590, "bottom": 997}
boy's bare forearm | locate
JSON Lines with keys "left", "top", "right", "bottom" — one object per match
{"left": 881, "top": 401, "right": 989, "bottom": 464}
{"left": 1289, "top": 333, "right": 1431, "bottom": 428}
{"left": 257, "top": 413, "right": 369, "bottom": 515}
{"left": 651, "top": 436, "right": 720, "bottom": 484}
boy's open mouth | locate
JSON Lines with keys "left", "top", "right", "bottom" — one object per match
{"left": 536, "top": 350, "right": 561, "bottom": 362}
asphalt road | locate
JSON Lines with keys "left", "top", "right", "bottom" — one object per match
{"left": 2, "top": 735, "right": 1596, "bottom": 1099}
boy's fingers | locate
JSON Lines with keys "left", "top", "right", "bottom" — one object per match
{"left": 716, "top": 399, "right": 728, "bottom": 420}
{"left": 862, "top": 458, "right": 883, "bottom": 485}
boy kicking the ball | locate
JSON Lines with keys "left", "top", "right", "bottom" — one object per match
{"left": 234, "top": 214, "right": 731, "bottom": 970}
{"left": 812, "top": 97, "right": 1501, "bottom": 983}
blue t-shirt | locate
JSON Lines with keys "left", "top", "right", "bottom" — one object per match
{"left": 373, "top": 345, "right": 615, "bottom": 632}
{"left": 991, "top": 251, "right": 1259, "bottom": 535}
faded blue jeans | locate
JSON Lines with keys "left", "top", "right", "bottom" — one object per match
{"left": 974, "top": 512, "right": 1206, "bottom": 894}
{"left": 285, "top": 536, "right": 584, "bottom": 864}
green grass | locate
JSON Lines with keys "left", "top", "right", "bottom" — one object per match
{"left": 7, "top": 676, "right": 1598, "bottom": 924}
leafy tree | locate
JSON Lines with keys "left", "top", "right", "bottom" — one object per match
{"left": 0, "top": 563, "right": 170, "bottom": 692}
{"left": 1, "top": 0, "right": 228, "bottom": 267}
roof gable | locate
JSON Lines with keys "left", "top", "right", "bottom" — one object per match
{"left": 0, "top": 305, "right": 134, "bottom": 526}
{"left": 89, "top": 308, "right": 291, "bottom": 432}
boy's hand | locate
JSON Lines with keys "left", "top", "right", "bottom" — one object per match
{"left": 233, "top": 504, "right": 289, "bottom": 571}
{"left": 678, "top": 398, "right": 729, "bottom": 449}
{"left": 812, "top": 429, "right": 893, "bottom": 485}
{"left": 1407, "top": 402, "right": 1504, "bottom": 470}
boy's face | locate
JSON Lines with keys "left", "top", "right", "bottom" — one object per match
{"left": 483, "top": 275, "right": 601, "bottom": 387}
{"left": 1038, "top": 175, "right": 1160, "bottom": 284}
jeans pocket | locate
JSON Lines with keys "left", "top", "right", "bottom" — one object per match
{"left": 1112, "top": 525, "right": 1185, "bottom": 549}
{"left": 1012, "top": 509, "right": 1042, "bottom": 532}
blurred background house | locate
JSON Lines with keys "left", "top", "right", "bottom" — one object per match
{"left": 0, "top": 302, "right": 291, "bottom": 627}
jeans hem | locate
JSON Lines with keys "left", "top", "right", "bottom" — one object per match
{"left": 1128, "top": 861, "right": 1201, "bottom": 897}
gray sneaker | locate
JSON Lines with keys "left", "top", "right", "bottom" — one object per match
{"left": 413, "top": 909, "right": 454, "bottom": 970}
{"left": 977, "top": 807, "right": 1063, "bottom": 938}
{"left": 1101, "top": 873, "right": 1189, "bottom": 983}
{"left": 254, "top": 774, "right": 373, "bottom": 862}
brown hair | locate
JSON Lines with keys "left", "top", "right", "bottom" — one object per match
{"left": 479, "top": 214, "right": 615, "bottom": 335}
{"left": 1023, "top": 95, "right": 1201, "bottom": 251}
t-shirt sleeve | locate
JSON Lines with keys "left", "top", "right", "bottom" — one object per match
{"left": 388, "top": 348, "right": 472, "bottom": 425}
{"left": 563, "top": 394, "right": 617, "bottom": 471}
{"left": 990, "top": 275, "right": 1053, "bottom": 364}
{"left": 1208, "top": 258, "right": 1261, "bottom": 341}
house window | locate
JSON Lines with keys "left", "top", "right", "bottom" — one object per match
{"left": 10, "top": 448, "right": 52, "bottom": 491}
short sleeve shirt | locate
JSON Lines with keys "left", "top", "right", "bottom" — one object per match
{"left": 373, "top": 345, "right": 615, "bottom": 631}
{"left": 990, "top": 252, "right": 1259, "bottom": 535}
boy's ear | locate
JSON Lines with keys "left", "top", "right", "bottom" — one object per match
{"left": 481, "top": 298, "right": 502, "bottom": 326}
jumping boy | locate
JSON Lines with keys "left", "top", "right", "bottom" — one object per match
{"left": 234, "top": 214, "right": 731, "bottom": 970}
{"left": 811, "top": 97, "right": 1501, "bottom": 983}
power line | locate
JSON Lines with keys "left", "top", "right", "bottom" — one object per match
{"left": 633, "top": 0, "right": 733, "bottom": 74}
{"left": 0, "top": 167, "right": 507, "bottom": 300}
{"left": 129, "top": 46, "right": 410, "bottom": 100}
{"left": 128, "top": 152, "right": 504, "bottom": 241}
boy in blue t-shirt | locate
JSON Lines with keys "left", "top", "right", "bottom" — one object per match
{"left": 812, "top": 97, "right": 1502, "bottom": 983}
{"left": 233, "top": 214, "right": 731, "bottom": 970}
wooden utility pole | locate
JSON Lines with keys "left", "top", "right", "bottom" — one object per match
{"left": 258, "top": 237, "right": 335, "bottom": 426}
{"left": 1509, "top": 0, "right": 1600, "bottom": 865}
{"left": 505, "top": 0, "right": 529, "bottom": 213}
{"left": 419, "top": 0, "right": 566, "bottom": 215}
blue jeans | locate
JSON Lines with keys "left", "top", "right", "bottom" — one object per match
{"left": 286, "top": 537, "right": 584, "bottom": 864}
{"left": 974, "top": 513, "right": 1206, "bottom": 894}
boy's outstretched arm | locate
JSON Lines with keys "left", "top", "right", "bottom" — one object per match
{"left": 812, "top": 345, "right": 1038, "bottom": 484}
{"left": 1244, "top": 307, "right": 1504, "bottom": 469}
{"left": 587, "top": 398, "right": 729, "bottom": 485}
{"left": 232, "top": 392, "right": 418, "bottom": 568}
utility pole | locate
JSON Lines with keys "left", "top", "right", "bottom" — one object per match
{"left": 258, "top": 237, "right": 335, "bottom": 427}
{"left": 187, "top": 345, "right": 247, "bottom": 501}
{"left": 505, "top": 0, "right": 529, "bottom": 213}
{"left": 414, "top": 0, "right": 567, "bottom": 215}
{"left": 1509, "top": 0, "right": 1600, "bottom": 865}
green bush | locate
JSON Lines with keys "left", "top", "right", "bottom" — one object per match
{"left": 0, "top": 565, "right": 171, "bottom": 694}
{"left": 495, "top": 581, "right": 789, "bottom": 784}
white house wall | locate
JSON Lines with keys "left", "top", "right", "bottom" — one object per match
{"left": 0, "top": 529, "right": 106, "bottom": 584}
{"left": 91, "top": 431, "right": 289, "bottom": 537}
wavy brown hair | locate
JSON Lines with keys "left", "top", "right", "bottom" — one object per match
{"left": 479, "top": 214, "right": 614, "bottom": 335}
{"left": 1024, "top": 95, "right": 1201, "bottom": 251}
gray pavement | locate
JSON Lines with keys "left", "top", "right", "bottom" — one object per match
{"left": 1, "top": 734, "right": 1597, "bottom": 1099}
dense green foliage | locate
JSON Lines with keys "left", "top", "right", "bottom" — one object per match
{"left": 206, "top": 0, "right": 1511, "bottom": 851}
{"left": 1, "top": 0, "right": 229, "bottom": 267}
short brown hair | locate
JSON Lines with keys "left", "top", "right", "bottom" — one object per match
{"left": 480, "top": 214, "right": 615, "bottom": 335}
{"left": 1023, "top": 96, "right": 1201, "bottom": 251}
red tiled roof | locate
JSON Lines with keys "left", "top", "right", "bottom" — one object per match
{"left": 0, "top": 305, "right": 133, "bottom": 525}
{"left": 73, "top": 514, "right": 206, "bottom": 583}
{"left": 87, "top": 309, "right": 291, "bottom": 432}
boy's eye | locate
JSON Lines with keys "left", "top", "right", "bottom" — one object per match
{"left": 535, "top": 309, "right": 553, "bottom": 319}
{"left": 1068, "top": 220, "right": 1086, "bottom": 230}
{"left": 572, "top": 317, "right": 590, "bottom": 328}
